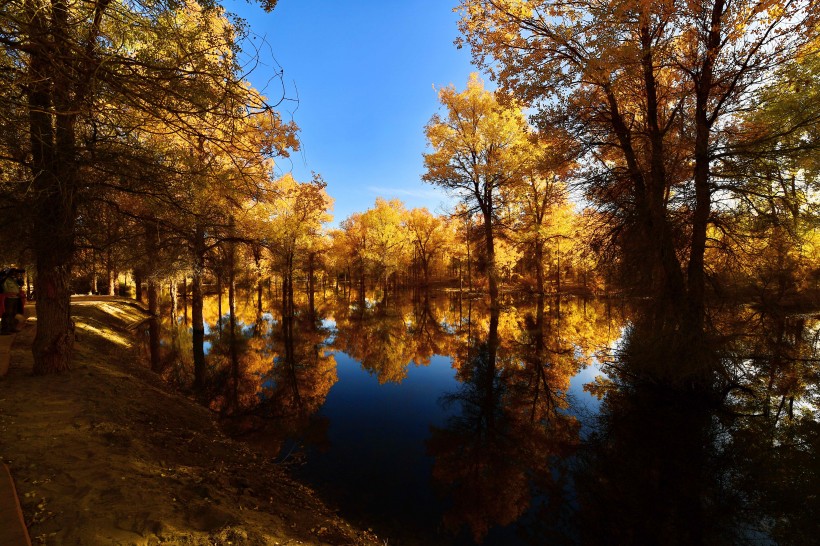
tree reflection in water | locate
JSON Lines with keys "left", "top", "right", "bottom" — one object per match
{"left": 172, "top": 290, "right": 819, "bottom": 544}
{"left": 427, "top": 295, "right": 613, "bottom": 543}
{"left": 206, "top": 301, "right": 338, "bottom": 456}
{"left": 573, "top": 303, "right": 820, "bottom": 545}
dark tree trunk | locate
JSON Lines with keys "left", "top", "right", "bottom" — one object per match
{"left": 191, "top": 225, "right": 206, "bottom": 392}
{"left": 32, "top": 262, "right": 74, "bottom": 374}
{"left": 143, "top": 220, "right": 161, "bottom": 372}
{"left": 307, "top": 253, "right": 316, "bottom": 323}
{"left": 217, "top": 274, "right": 223, "bottom": 334}
{"left": 254, "top": 246, "right": 263, "bottom": 317}
{"left": 229, "top": 241, "right": 238, "bottom": 412}
{"left": 257, "top": 278, "right": 263, "bottom": 317}
{"left": 687, "top": 0, "right": 725, "bottom": 337}
{"left": 466, "top": 230, "right": 473, "bottom": 292}
{"left": 28, "top": 0, "right": 76, "bottom": 374}
{"left": 134, "top": 271, "right": 143, "bottom": 303}
{"left": 148, "top": 279, "right": 161, "bottom": 372}
{"left": 534, "top": 238, "right": 545, "bottom": 295}
{"left": 181, "top": 276, "right": 188, "bottom": 326}
{"left": 482, "top": 212, "right": 498, "bottom": 309}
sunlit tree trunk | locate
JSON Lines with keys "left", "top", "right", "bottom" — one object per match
{"left": 359, "top": 259, "right": 366, "bottom": 308}
{"left": 91, "top": 252, "right": 98, "bottom": 295}
{"left": 107, "top": 257, "right": 116, "bottom": 296}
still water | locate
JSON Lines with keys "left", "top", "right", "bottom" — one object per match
{"left": 185, "top": 289, "right": 819, "bottom": 545}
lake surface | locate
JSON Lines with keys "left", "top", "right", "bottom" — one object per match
{"left": 183, "top": 289, "right": 820, "bottom": 545}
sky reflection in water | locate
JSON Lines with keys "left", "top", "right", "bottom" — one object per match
{"left": 186, "top": 290, "right": 819, "bottom": 545}
{"left": 271, "top": 293, "right": 618, "bottom": 545}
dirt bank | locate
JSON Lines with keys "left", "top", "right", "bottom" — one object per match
{"left": 0, "top": 297, "right": 381, "bottom": 545}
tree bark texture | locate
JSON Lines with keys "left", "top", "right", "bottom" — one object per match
{"left": 28, "top": 0, "right": 77, "bottom": 374}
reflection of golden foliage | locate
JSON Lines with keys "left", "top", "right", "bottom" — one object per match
{"left": 584, "top": 375, "right": 614, "bottom": 400}
{"left": 423, "top": 295, "right": 627, "bottom": 540}
{"left": 329, "top": 292, "right": 458, "bottom": 384}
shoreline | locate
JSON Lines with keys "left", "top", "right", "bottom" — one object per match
{"left": 0, "top": 297, "right": 381, "bottom": 545}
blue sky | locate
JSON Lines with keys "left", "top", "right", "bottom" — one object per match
{"left": 222, "top": 0, "right": 485, "bottom": 226}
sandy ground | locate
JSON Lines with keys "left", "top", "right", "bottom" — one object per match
{"left": 0, "top": 297, "right": 381, "bottom": 545}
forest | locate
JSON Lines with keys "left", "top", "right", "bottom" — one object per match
{"left": 1, "top": 0, "right": 820, "bottom": 544}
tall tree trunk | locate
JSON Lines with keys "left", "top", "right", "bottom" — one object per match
{"left": 482, "top": 212, "right": 498, "bottom": 309}
{"left": 216, "top": 274, "right": 223, "bottom": 334}
{"left": 91, "top": 252, "right": 98, "bottom": 295}
{"left": 191, "top": 225, "right": 206, "bottom": 392}
{"left": 307, "top": 253, "right": 316, "bottom": 324}
{"left": 28, "top": 0, "right": 76, "bottom": 374}
{"left": 229, "top": 242, "right": 238, "bottom": 412}
{"left": 107, "top": 265, "right": 116, "bottom": 296}
{"left": 534, "top": 238, "right": 545, "bottom": 295}
{"left": 148, "top": 279, "right": 161, "bottom": 372}
{"left": 466, "top": 232, "right": 473, "bottom": 292}
{"left": 169, "top": 280, "right": 178, "bottom": 346}
{"left": 254, "top": 246, "right": 263, "bottom": 317}
{"left": 143, "top": 220, "right": 161, "bottom": 372}
{"left": 134, "top": 271, "right": 143, "bottom": 302}
{"left": 359, "top": 260, "right": 366, "bottom": 308}
{"left": 181, "top": 276, "right": 188, "bottom": 326}
{"left": 289, "top": 255, "right": 295, "bottom": 319}
{"left": 687, "top": 0, "right": 725, "bottom": 337}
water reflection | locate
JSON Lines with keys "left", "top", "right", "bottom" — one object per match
{"left": 428, "top": 295, "right": 621, "bottom": 543}
{"left": 573, "top": 303, "right": 820, "bottom": 545}
{"left": 163, "top": 289, "right": 819, "bottom": 544}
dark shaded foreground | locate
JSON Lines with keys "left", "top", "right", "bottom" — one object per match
{"left": 0, "top": 297, "right": 381, "bottom": 545}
